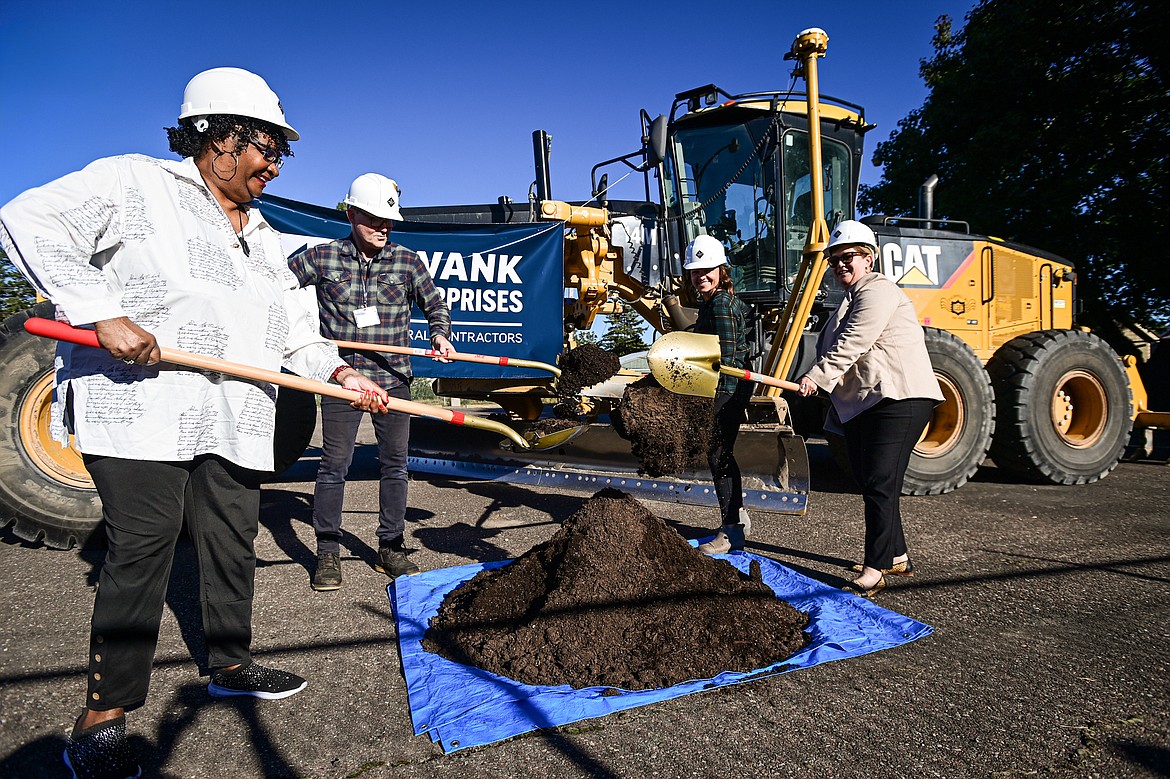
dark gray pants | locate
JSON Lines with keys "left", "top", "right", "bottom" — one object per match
{"left": 313, "top": 384, "right": 412, "bottom": 553}
{"left": 82, "top": 454, "right": 260, "bottom": 711}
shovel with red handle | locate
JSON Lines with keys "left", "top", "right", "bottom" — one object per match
{"left": 331, "top": 339, "right": 561, "bottom": 377}
{"left": 24, "top": 318, "right": 582, "bottom": 451}
{"left": 646, "top": 331, "right": 801, "bottom": 398}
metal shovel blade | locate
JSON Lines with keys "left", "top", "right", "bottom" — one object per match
{"left": 646, "top": 331, "right": 722, "bottom": 399}
{"left": 524, "top": 424, "right": 589, "bottom": 451}
{"left": 498, "top": 423, "right": 588, "bottom": 451}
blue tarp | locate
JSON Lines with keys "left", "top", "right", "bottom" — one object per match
{"left": 390, "top": 547, "right": 932, "bottom": 753}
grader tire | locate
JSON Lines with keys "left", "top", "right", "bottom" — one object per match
{"left": 0, "top": 303, "right": 102, "bottom": 549}
{"left": 986, "top": 330, "right": 1132, "bottom": 485}
{"left": 903, "top": 328, "right": 994, "bottom": 496}
{"left": 0, "top": 304, "right": 318, "bottom": 548}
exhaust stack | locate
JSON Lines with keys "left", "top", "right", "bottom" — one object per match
{"left": 533, "top": 130, "right": 553, "bottom": 202}
{"left": 919, "top": 174, "right": 939, "bottom": 229}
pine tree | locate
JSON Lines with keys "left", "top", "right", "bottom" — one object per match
{"left": 1, "top": 251, "right": 36, "bottom": 319}
{"left": 571, "top": 328, "right": 600, "bottom": 348}
{"left": 598, "top": 307, "right": 649, "bottom": 357}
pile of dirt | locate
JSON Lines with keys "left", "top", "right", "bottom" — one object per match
{"left": 612, "top": 375, "right": 713, "bottom": 477}
{"left": 423, "top": 490, "right": 809, "bottom": 691}
{"left": 555, "top": 344, "right": 621, "bottom": 401}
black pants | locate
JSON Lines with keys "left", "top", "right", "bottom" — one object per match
{"left": 313, "top": 384, "right": 412, "bottom": 553}
{"left": 82, "top": 454, "right": 260, "bottom": 711}
{"left": 842, "top": 397, "right": 936, "bottom": 570}
{"left": 708, "top": 383, "right": 753, "bottom": 526}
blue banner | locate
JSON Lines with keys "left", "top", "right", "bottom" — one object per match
{"left": 257, "top": 194, "right": 565, "bottom": 379}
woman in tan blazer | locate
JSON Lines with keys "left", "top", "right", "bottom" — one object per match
{"left": 798, "top": 221, "right": 943, "bottom": 597}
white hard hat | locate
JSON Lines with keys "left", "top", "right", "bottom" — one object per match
{"left": 683, "top": 235, "right": 728, "bottom": 270}
{"left": 343, "top": 173, "right": 402, "bottom": 220}
{"left": 826, "top": 220, "right": 878, "bottom": 253}
{"left": 178, "top": 67, "right": 299, "bottom": 141}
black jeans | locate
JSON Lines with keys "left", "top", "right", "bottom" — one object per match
{"left": 313, "top": 384, "right": 412, "bottom": 553}
{"left": 842, "top": 397, "right": 936, "bottom": 570}
{"left": 708, "top": 382, "right": 753, "bottom": 527}
{"left": 82, "top": 454, "right": 260, "bottom": 711}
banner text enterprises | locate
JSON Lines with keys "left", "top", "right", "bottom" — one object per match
{"left": 258, "top": 195, "right": 566, "bottom": 381}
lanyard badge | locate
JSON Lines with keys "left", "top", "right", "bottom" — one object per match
{"left": 354, "top": 306, "right": 381, "bottom": 328}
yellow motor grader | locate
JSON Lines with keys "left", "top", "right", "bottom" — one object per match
{"left": 2, "top": 28, "right": 1166, "bottom": 548}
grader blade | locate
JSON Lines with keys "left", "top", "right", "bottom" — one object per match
{"left": 406, "top": 415, "right": 810, "bottom": 515}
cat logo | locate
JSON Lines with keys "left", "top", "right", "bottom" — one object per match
{"left": 881, "top": 243, "right": 941, "bottom": 287}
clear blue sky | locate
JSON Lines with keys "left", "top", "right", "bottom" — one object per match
{"left": 1, "top": 0, "right": 975, "bottom": 212}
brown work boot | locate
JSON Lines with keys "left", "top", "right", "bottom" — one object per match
{"left": 311, "top": 551, "right": 342, "bottom": 591}
{"left": 374, "top": 546, "right": 419, "bottom": 578}
{"left": 697, "top": 524, "right": 746, "bottom": 555}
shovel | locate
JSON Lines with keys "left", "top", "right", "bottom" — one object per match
{"left": 646, "top": 331, "right": 801, "bottom": 398}
{"left": 24, "top": 318, "right": 582, "bottom": 451}
{"left": 331, "top": 339, "right": 561, "bottom": 377}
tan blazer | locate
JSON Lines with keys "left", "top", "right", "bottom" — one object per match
{"left": 805, "top": 271, "right": 943, "bottom": 425}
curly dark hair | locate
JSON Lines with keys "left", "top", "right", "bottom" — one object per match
{"left": 165, "top": 114, "right": 294, "bottom": 161}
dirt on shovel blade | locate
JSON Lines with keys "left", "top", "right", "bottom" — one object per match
{"left": 555, "top": 343, "right": 622, "bottom": 401}
{"left": 487, "top": 415, "right": 580, "bottom": 438}
{"left": 523, "top": 417, "right": 582, "bottom": 435}
{"left": 612, "top": 375, "right": 713, "bottom": 477}
{"left": 422, "top": 489, "right": 810, "bottom": 691}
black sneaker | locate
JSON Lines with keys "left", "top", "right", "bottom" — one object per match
{"left": 63, "top": 717, "right": 141, "bottom": 779}
{"left": 311, "top": 551, "right": 342, "bottom": 591}
{"left": 208, "top": 661, "right": 307, "bottom": 700}
{"left": 374, "top": 546, "right": 419, "bottom": 577}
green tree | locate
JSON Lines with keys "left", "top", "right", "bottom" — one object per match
{"left": 571, "top": 327, "right": 599, "bottom": 348}
{"left": 598, "top": 307, "right": 648, "bottom": 357}
{"left": 1, "top": 250, "right": 36, "bottom": 319}
{"left": 860, "top": 0, "right": 1170, "bottom": 334}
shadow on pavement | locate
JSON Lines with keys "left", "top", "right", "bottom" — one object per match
{"left": 0, "top": 689, "right": 306, "bottom": 778}
{"left": 411, "top": 478, "right": 586, "bottom": 564}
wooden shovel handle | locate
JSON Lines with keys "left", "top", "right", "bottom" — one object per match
{"left": 23, "top": 318, "right": 530, "bottom": 447}
{"left": 717, "top": 364, "right": 801, "bottom": 392}
{"left": 331, "top": 339, "right": 561, "bottom": 377}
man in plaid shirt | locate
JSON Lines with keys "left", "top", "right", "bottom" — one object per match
{"left": 289, "top": 173, "right": 454, "bottom": 590}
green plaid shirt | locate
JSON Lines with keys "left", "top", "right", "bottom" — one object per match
{"left": 694, "top": 290, "right": 750, "bottom": 394}
{"left": 289, "top": 236, "right": 451, "bottom": 389}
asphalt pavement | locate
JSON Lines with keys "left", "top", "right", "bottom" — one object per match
{"left": 1, "top": 431, "right": 1167, "bottom": 778}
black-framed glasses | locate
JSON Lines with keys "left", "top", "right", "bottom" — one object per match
{"left": 352, "top": 208, "right": 392, "bottom": 230}
{"left": 828, "top": 251, "right": 870, "bottom": 266}
{"left": 246, "top": 136, "right": 284, "bottom": 168}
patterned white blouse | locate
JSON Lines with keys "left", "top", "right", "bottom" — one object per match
{"left": 0, "top": 154, "right": 342, "bottom": 471}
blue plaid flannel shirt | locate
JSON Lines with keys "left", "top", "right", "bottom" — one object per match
{"left": 289, "top": 236, "right": 451, "bottom": 389}
{"left": 694, "top": 290, "right": 750, "bottom": 394}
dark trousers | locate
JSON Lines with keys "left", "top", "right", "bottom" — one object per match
{"left": 842, "top": 397, "right": 936, "bottom": 570}
{"left": 82, "top": 454, "right": 260, "bottom": 711}
{"left": 313, "top": 384, "right": 412, "bottom": 553}
{"left": 708, "top": 383, "right": 753, "bottom": 526}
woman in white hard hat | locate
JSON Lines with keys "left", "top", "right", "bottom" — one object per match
{"left": 0, "top": 67, "right": 388, "bottom": 778}
{"left": 685, "top": 235, "right": 755, "bottom": 554}
{"left": 797, "top": 220, "right": 943, "bottom": 597}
